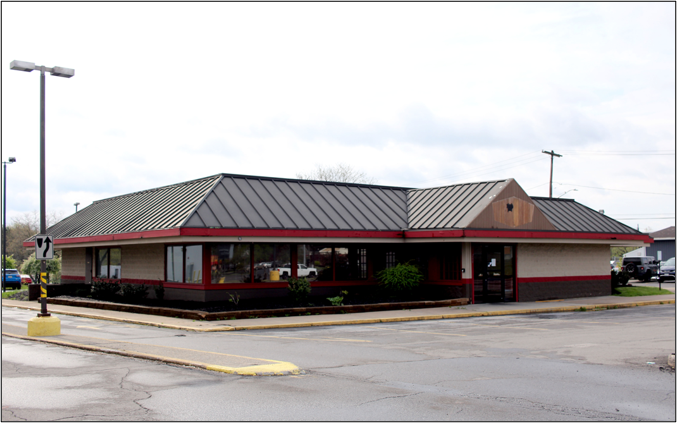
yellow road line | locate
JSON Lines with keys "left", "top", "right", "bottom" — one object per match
{"left": 363, "top": 326, "right": 466, "bottom": 337}
{"left": 225, "top": 333, "right": 371, "bottom": 343}
{"left": 468, "top": 324, "right": 549, "bottom": 331}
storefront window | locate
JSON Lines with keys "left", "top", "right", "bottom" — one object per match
{"left": 211, "top": 243, "right": 250, "bottom": 283}
{"left": 254, "top": 244, "right": 290, "bottom": 282}
{"left": 166, "top": 246, "right": 184, "bottom": 282}
{"left": 96, "top": 247, "right": 121, "bottom": 279}
{"left": 185, "top": 245, "right": 202, "bottom": 284}
{"left": 166, "top": 245, "right": 202, "bottom": 284}
{"left": 336, "top": 246, "right": 367, "bottom": 281}
{"left": 297, "top": 244, "right": 332, "bottom": 281}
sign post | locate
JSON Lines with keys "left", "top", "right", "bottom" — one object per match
{"left": 657, "top": 251, "right": 662, "bottom": 292}
{"left": 34, "top": 235, "right": 53, "bottom": 317}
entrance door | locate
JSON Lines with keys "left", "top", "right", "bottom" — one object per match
{"left": 473, "top": 244, "right": 515, "bottom": 303}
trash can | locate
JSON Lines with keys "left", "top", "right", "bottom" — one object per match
{"left": 269, "top": 270, "right": 280, "bottom": 281}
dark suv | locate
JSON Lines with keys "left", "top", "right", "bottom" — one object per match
{"left": 622, "top": 256, "right": 659, "bottom": 282}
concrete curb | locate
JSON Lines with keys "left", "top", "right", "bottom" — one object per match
{"left": 5, "top": 298, "right": 672, "bottom": 332}
{"left": 1, "top": 331, "right": 300, "bottom": 376}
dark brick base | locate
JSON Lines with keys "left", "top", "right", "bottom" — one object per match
{"left": 518, "top": 279, "right": 612, "bottom": 302}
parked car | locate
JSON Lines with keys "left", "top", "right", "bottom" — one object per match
{"left": 1, "top": 268, "right": 22, "bottom": 290}
{"left": 274, "top": 263, "right": 318, "bottom": 279}
{"left": 20, "top": 274, "right": 34, "bottom": 285}
{"left": 622, "top": 256, "right": 659, "bottom": 282}
{"left": 658, "top": 257, "right": 675, "bottom": 282}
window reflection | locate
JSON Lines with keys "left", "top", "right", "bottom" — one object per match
{"left": 185, "top": 245, "right": 202, "bottom": 284}
{"left": 297, "top": 244, "right": 332, "bottom": 281}
{"left": 211, "top": 244, "right": 250, "bottom": 283}
{"left": 254, "top": 244, "right": 290, "bottom": 282}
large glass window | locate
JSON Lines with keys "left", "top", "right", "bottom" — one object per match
{"left": 96, "top": 248, "right": 121, "bottom": 279}
{"left": 254, "top": 244, "right": 290, "bottom": 282}
{"left": 297, "top": 244, "right": 332, "bottom": 281}
{"left": 336, "top": 246, "right": 368, "bottom": 281}
{"left": 211, "top": 243, "right": 251, "bottom": 283}
{"left": 166, "top": 245, "right": 202, "bottom": 284}
{"left": 166, "top": 246, "right": 184, "bottom": 282}
{"left": 185, "top": 245, "right": 203, "bottom": 284}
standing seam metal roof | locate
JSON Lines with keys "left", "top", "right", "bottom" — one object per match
{"left": 36, "top": 174, "right": 643, "bottom": 241}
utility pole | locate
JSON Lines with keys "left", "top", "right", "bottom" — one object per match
{"left": 542, "top": 150, "right": 562, "bottom": 198}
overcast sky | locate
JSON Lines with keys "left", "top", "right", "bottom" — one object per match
{"left": 2, "top": 2, "right": 675, "bottom": 235}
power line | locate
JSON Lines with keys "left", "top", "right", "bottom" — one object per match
{"left": 418, "top": 151, "right": 543, "bottom": 184}
{"left": 555, "top": 182, "right": 675, "bottom": 196}
{"left": 559, "top": 150, "right": 675, "bottom": 156}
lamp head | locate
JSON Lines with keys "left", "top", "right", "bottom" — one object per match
{"left": 8, "top": 157, "right": 16, "bottom": 163}
{"left": 51, "top": 66, "right": 74, "bottom": 78}
{"left": 10, "top": 60, "right": 35, "bottom": 72}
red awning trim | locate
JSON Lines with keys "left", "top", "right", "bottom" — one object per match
{"left": 27, "top": 227, "right": 652, "bottom": 247}
{"left": 518, "top": 275, "right": 611, "bottom": 283}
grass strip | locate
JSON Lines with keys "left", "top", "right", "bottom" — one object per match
{"left": 613, "top": 286, "right": 674, "bottom": 297}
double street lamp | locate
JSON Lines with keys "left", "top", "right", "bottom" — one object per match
{"left": 2, "top": 157, "right": 17, "bottom": 293}
{"left": 10, "top": 60, "right": 74, "bottom": 316}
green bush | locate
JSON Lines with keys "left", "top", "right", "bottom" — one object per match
{"left": 120, "top": 283, "right": 148, "bottom": 303}
{"left": 287, "top": 277, "right": 311, "bottom": 304}
{"left": 376, "top": 262, "right": 424, "bottom": 292}
{"left": 20, "top": 252, "right": 61, "bottom": 283}
{"left": 327, "top": 290, "right": 348, "bottom": 306}
{"left": 2, "top": 254, "right": 18, "bottom": 270}
{"left": 91, "top": 279, "right": 121, "bottom": 301}
{"left": 154, "top": 281, "right": 165, "bottom": 301}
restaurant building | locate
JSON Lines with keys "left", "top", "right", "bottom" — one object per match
{"left": 27, "top": 173, "right": 652, "bottom": 303}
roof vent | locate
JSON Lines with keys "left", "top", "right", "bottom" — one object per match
{"left": 598, "top": 209, "right": 605, "bottom": 214}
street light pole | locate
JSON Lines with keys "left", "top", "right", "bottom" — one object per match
{"left": 2, "top": 157, "right": 17, "bottom": 293}
{"left": 10, "top": 60, "right": 74, "bottom": 317}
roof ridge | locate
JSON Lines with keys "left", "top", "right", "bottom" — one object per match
{"left": 92, "top": 174, "right": 222, "bottom": 204}
{"left": 410, "top": 178, "right": 509, "bottom": 192}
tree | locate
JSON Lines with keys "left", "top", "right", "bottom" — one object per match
{"left": 4, "top": 210, "right": 65, "bottom": 267}
{"left": 21, "top": 252, "right": 62, "bottom": 283}
{"left": 2, "top": 255, "right": 18, "bottom": 270}
{"left": 296, "top": 164, "right": 378, "bottom": 184}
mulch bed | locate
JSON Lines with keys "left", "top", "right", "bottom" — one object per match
{"left": 43, "top": 295, "right": 470, "bottom": 321}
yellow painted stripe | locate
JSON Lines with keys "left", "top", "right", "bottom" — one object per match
{"left": 226, "top": 333, "right": 372, "bottom": 343}
{"left": 363, "top": 326, "right": 466, "bottom": 337}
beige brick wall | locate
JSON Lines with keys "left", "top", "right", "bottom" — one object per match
{"left": 122, "top": 244, "right": 165, "bottom": 281}
{"left": 517, "top": 243, "right": 609, "bottom": 278}
{"left": 61, "top": 248, "right": 86, "bottom": 277}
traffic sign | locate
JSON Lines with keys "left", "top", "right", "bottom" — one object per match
{"left": 35, "top": 235, "right": 54, "bottom": 259}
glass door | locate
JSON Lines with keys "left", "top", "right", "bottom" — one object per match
{"left": 473, "top": 244, "right": 515, "bottom": 303}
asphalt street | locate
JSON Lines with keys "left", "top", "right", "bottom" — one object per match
{"left": 2, "top": 304, "right": 675, "bottom": 421}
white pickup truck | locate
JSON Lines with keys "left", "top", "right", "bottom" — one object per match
{"left": 274, "top": 264, "right": 318, "bottom": 279}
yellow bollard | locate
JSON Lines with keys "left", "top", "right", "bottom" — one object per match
{"left": 27, "top": 272, "right": 61, "bottom": 336}
{"left": 269, "top": 270, "right": 280, "bottom": 281}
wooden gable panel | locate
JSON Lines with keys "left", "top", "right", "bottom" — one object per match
{"left": 467, "top": 180, "right": 557, "bottom": 231}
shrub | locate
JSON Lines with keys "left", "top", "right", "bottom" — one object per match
{"left": 376, "top": 262, "right": 423, "bottom": 292}
{"left": 287, "top": 277, "right": 311, "bottom": 304}
{"left": 91, "top": 279, "right": 121, "bottom": 301}
{"left": 120, "top": 283, "right": 148, "bottom": 303}
{"left": 154, "top": 281, "right": 165, "bottom": 301}
{"left": 327, "top": 290, "right": 348, "bottom": 306}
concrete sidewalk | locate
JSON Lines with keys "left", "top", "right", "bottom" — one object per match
{"left": 2, "top": 294, "right": 674, "bottom": 332}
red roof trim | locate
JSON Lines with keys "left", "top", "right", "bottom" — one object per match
{"left": 28, "top": 227, "right": 651, "bottom": 247}
{"left": 518, "top": 275, "right": 611, "bottom": 283}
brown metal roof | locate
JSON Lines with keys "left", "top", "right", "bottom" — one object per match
{"left": 33, "top": 173, "right": 644, "bottom": 242}
{"left": 183, "top": 174, "right": 409, "bottom": 231}
{"left": 531, "top": 197, "right": 640, "bottom": 234}
{"left": 407, "top": 180, "right": 508, "bottom": 229}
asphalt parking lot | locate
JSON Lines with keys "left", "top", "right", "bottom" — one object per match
{"left": 3, "top": 304, "right": 675, "bottom": 421}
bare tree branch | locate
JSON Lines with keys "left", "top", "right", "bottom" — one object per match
{"left": 296, "top": 164, "right": 378, "bottom": 184}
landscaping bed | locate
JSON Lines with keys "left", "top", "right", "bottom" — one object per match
{"left": 44, "top": 296, "right": 470, "bottom": 321}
